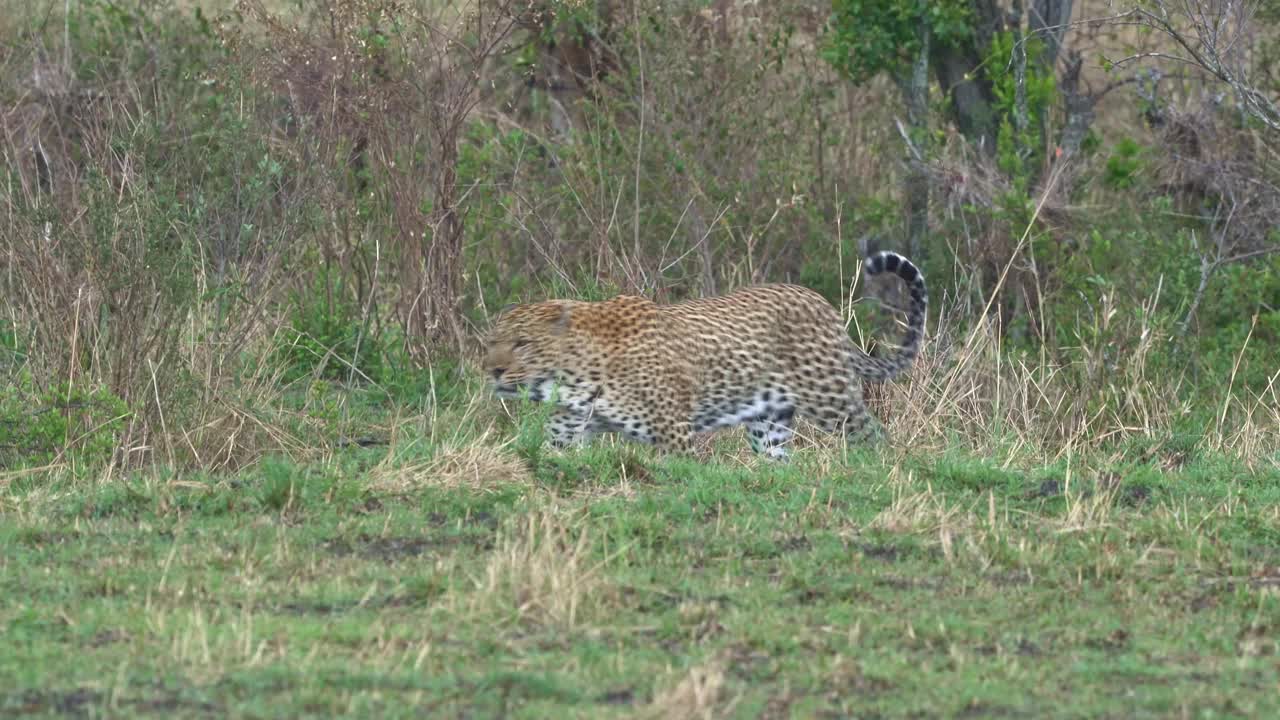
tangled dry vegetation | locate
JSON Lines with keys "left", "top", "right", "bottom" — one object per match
{"left": 1, "top": 0, "right": 1278, "bottom": 477}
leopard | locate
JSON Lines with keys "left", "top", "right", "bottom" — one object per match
{"left": 482, "top": 251, "right": 927, "bottom": 459}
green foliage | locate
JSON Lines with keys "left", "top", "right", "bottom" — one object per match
{"left": 68, "top": 0, "right": 168, "bottom": 78}
{"left": 256, "top": 456, "right": 299, "bottom": 511}
{"left": 1182, "top": 254, "right": 1280, "bottom": 387}
{"left": 993, "top": 41, "right": 1054, "bottom": 180}
{"left": 276, "top": 269, "right": 386, "bottom": 384}
{"left": 65, "top": 0, "right": 224, "bottom": 108}
{"left": 457, "top": 121, "right": 537, "bottom": 313}
{"left": 512, "top": 401, "right": 554, "bottom": 471}
{"left": 0, "top": 320, "right": 23, "bottom": 370}
{"left": 987, "top": 33, "right": 1057, "bottom": 115}
{"left": 0, "top": 381, "right": 129, "bottom": 469}
{"left": 527, "top": 0, "right": 603, "bottom": 44}
{"left": 454, "top": 114, "right": 640, "bottom": 319}
{"left": 988, "top": 31, "right": 1056, "bottom": 190}
{"left": 1035, "top": 212, "right": 1280, "bottom": 409}
{"left": 798, "top": 198, "right": 897, "bottom": 305}
{"left": 1104, "top": 138, "right": 1145, "bottom": 189}
{"left": 824, "top": 0, "right": 970, "bottom": 83}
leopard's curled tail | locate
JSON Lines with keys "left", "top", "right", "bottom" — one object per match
{"left": 848, "top": 251, "right": 928, "bottom": 382}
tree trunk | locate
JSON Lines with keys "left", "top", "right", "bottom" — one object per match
{"left": 899, "top": 24, "right": 931, "bottom": 262}
{"left": 1030, "top": 0, "right": 1073, "bottom": 70}
{"left": 1056, "top": 51, "right": 1094, "bottom": 160}
{"left": 932, "top": 42, "right": 998, "bottom": 155}
{"left": 929, "top": 0, "right": 1003, "bottom": 155}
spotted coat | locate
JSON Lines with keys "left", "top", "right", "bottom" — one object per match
{"left": 482, "top": 251, "right": 927, "bottom": 459}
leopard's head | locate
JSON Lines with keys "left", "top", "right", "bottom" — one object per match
{"left": 482, "top": 301, "right": 571, "bottom": 402}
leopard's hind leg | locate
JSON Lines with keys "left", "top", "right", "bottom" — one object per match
{"left": 833, "top": 389, "right": 885, "bottom": 445}
{"left": 794, "top": 374, "right": 885, "bottom": 447}
{"left": 746, "top": 403, "right": 796, "bottom": 460}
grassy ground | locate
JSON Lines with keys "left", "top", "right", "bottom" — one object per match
{"left": 4, "top": 402, "right": 1279, "bottom": 719}
{"left": 4, "top": 0, "right": 1280, "bottom": 716}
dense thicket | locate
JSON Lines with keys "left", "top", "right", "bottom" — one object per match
{"left": 2, "top": 0, "right": 1277, "bottom": 471}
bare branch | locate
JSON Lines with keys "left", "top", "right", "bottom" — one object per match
{"left": 1124, "top": 1, "right": 1280, "bottom": 133}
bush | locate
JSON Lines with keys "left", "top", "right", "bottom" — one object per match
{"left": 0, "top": 381, "right": 129, "bottom": 470}
{"left": 276, "top": 269, "right": 387, "bottom": 384}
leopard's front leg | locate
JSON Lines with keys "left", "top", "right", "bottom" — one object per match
{"left": 544, "top": 405, "right": 601, "bottom": 448}
{"left": 651, "top": 420, "right": 695, "bottom": 455}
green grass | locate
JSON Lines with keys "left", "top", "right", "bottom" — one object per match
{"left": 3, "top": 423, "right": 1278, "bottom": 718}
{"left": 4, "top": 0, "right": 1279, "bottom": 715}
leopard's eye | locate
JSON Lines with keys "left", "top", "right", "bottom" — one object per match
{"left": 512, "top": 339, "right": 530, "bottom": 350}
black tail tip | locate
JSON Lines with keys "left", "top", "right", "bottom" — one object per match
{"left": 867, "top": 251, "right": 907, "bottom": 273}
{"left": 866, "top": 251, "right": 924, "bottom": 286}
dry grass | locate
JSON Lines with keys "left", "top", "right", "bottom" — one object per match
{"left": 866, "top": 476, "right": 969, "bottom": 537}
{"left": 454, "top": 507, "right": 614, "bottom": 630}
{"left": 640, "top": 654, "right": 733, "bottom": 720}
{"left": 846, "top": 150, "right": 1278, "bottom": 464}
{"left": 877, "top": 304, "right": 1279, "bottom": 465}
{"left": 366, "top": 432, "right": 530, "bottom": 494}
{"left": 365, "top": 385, "right": 533, "bottom": 493}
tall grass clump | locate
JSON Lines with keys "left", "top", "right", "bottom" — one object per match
{"left": 2, "top": 1, "right": 316, "bottom": 472}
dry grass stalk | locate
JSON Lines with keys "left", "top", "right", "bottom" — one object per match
{"left": 1055, "top": 483, "right": 1118, "bottom": 534}
{"left": 1, "top": 18, "right": 309, "bottom": 473}
{"left": 866, "top": 477, "right": 967, "bottom": 537}
{"left": 640, "top": 654, "right": 732, "bottom": 720}
{"left": 868, "top": 278, "right": 1265, "bottom": 463}
{"left": 461, "top": 508, "right": 608, "bottom": 630}
{"left": 366, "top": 430, "right": 529, "bottom": 494}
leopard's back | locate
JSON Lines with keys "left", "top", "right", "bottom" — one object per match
{"left": 660, "top": 284, "right": 850, "bottom": 433}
